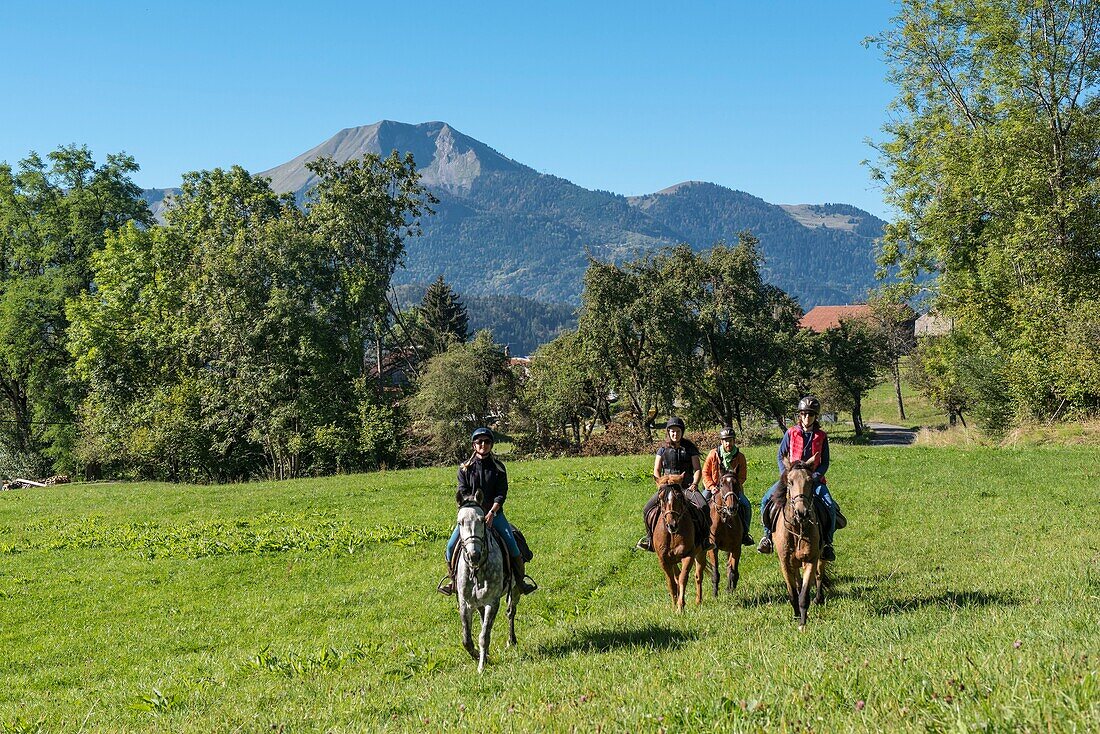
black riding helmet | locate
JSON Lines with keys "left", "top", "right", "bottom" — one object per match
{"left": 471, "top": 427, "right": 494, "bottom": 443}
{"left": 718, "top": 426, "right": 736, "bottom": 441}
{"left": 797, "top": 396, "right": 821, "bottom": 415}
{"left": 665, "top": 416, "right": 686, "bottom": 431}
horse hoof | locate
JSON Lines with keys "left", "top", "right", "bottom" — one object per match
{"left": 798, "top": 625, "right": 806, "bottom": 633}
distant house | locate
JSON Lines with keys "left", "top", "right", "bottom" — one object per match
{"left": 799, "top": 304, "right": 875, "bottom": 333}
{"left": 915, "top": 312, "right": 953, "bottom": 337}
{"left": 801, "top": 303, "right": 917, "bottom": 346}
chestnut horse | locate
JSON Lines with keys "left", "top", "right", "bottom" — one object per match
{"left": 773, "top": 456, "right": 826, "bottom": 630}
{"left": 708, "top": 472, "right": 745, "bottom": 596}
{"left": 652, "top": 474, "right": 708, "bottom": 612}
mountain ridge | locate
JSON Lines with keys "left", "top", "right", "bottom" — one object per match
{"left": 143, "top": 120, "right": 885, "bottom": 307}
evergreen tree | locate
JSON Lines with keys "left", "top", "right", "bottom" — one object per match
{"left": 418, "top": 275, "right": 469, "bottom": 356}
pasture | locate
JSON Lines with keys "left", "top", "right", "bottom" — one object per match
{"left": 0, "top": 445, "right": 1097, "bottom": 732}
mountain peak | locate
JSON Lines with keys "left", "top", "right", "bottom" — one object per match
{"left": 259, "top": 120, "right": 524, "bottom": 199}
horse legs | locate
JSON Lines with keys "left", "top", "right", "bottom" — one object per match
{"left": 507, "top": 590, "right": 518, "bottom": 647}
{"left": 478, "top": 602, "right": 500, "bottom": 673}
{"left": 727, "top": 546, "right": 741, "bottom": 593}
{"left": 660, "top": 556, "right": 680, "bottom": 608}
{"left": 709, "top": 547, "right": 720, "bottom": 597}
{"left": 814, "top": 559, "right": 827, "bottom": 607}
{"left": 798, "top": 563, "right": 816, "bottom": 631}
{"left": 693, "top": 551, "right": 705, "bottom": 605}
{"left": 459, "top": 599, "right": 477, "bottom": 661}
{"left": 780, "top": 562, "right": 801, "bottom": 621}
{"left": 677, "top": 556, "right": 694, "bottom": 611}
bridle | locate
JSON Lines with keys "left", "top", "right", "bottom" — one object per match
{"left": 659, "top": 484, "right": 688, "bottom": 535}
{"left": 458, "top": 502, "right": 490, "bottom": 573}
{"left": 783, "top": 465, "right": 817, "bottom": 545}
{"left": 714, "top": 473, "right": 741, "bottom": 521}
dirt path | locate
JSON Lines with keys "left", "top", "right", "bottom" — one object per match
{"left": 867, "top": 422, "right": 917, "bottom": 446}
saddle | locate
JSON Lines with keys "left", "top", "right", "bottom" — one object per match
{"left": 762, "top": 494, "right": 847, "bottom": 533}
{"left": 645, "top": 500, "right": 708, "bottom": 539}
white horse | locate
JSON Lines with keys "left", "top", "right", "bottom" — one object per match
{"left": 454, "top": 502, "right": 518, "bottom": 672}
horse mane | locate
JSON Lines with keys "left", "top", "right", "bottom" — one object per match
{"left": 656, "top": 473, "right": 685, "bottom": 487}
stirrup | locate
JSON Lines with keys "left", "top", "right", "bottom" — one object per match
{"left": 742, "top": 533, "right": 755, "bottom": 546}
{"left": 436, "top": 576, "right": 455, "bottom": 596}
{"left": 635, "top": 536, "right": 653, "bottom": 552}
{"left": 757, "top": 536, "right": 773, "bottom": 554}
{"left": 518, "top": 574, "right": 538, "bottom": 594}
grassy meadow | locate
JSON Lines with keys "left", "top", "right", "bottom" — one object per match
{"left": 1, "top": 444, "right": 1097, "bottom": 732}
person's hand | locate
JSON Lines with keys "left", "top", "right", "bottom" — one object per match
{"left": 485, "top": 510, "right": 496, "bottom": 526}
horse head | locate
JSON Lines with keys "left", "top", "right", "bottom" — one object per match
{"left": 656, "top": 474, "right": 687, "bottom": 534}
{"left": 456, "top": 502, "right": 487, "bottom": 567}
{"left": 716, "top": 472, "right": 742, "bottom": 520}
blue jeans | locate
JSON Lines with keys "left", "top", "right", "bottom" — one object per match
{"left": 738, "top": 493, "right": 752, "bottom": 534}
{"left": 760, "top": 481, "right": 837, "bottom": 545}
{"left": 446, "top": 509, "right": 521, "bottom": 561}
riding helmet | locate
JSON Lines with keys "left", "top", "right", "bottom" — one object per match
{"left": 718, "top": 426, "right": 736, "bottom": 440}
{"left": 665, "top": 416, "right": 686, "bottom": 431}
{"left": 797, "top": 396, "right": 821, "bottom": 415}
{"left": 471, "top": 427, "right": 494, "bottom": 443}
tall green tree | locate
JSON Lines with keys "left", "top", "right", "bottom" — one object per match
{"left": 814, "top": 319, "right": 885, "bottom": 437}
{"left": 577, "top": 254, "right": 692, "bottom": 437}
{"left": 0, "top": 146, "right": 150, "bottom": 475}
{"left": 410, "top": 330, "right": 513, "bottom": 462}
{"left": 520, "top": 330, "right": 606, "bottom": 447}
{"left": 668, "top": 235, "right": 809, "bottom": 431}
{"left": 870, "top": 0, "right": 1100, "bottom": 423}
{"left": 418, "top": 275, "right": 469, "bottom": 357}
{"left": 305, "top": 152, "right": 436, "bottom": 389}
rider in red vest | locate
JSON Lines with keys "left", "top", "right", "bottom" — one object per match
{"left": 756, "top": 396, "right": 843, "bottom": 561}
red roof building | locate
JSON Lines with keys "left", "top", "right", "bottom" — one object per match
{"left": 799, "top": 304, "right": 873, "bottom": 333}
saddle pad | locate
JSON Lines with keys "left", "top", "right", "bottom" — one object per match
{"left": 763, "top": 496, "right": 832, "bottom": 532}
{"left": 512, "top": 527, "right": 534, "bottom": 562}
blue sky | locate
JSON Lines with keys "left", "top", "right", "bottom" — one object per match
{"left": 0, "top": 1, "right": 898, "bottom": 217}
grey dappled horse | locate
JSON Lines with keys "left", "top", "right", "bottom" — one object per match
{"left": 454, "top": 502, "right": 518, "bottom": 672}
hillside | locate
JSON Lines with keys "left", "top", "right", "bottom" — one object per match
{"left": 143, "top": 120, "right": 886, "bottom": 308}
{"left": 1, "top": 447, "right": 1095, "bottom": 731}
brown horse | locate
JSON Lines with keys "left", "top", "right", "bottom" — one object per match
{"left": 651, "top": 474, "right": 707, "bottom": 612}
{"left": 708, "top": 472, "right": 745, "bottom": 596}
{"left": 773, "top": 456, "right": 826, "bottom": 631}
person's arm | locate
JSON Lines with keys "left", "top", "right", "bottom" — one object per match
{"left": 689, "top": 454, "right": 702, "bottom": 491}
{"left": 486, "top": 463, "right": 507, "bottom": 525}
{"left": 652, "top": 451, "right": 663, "bottom": 482}
{"left": 735, "top": 452, "right": 747, "bottom": 486}
{"left": 457, "top": 465, "right": 471, "bottom": 504}
{"left": 776, "top": 431, "right": 790, "bottom": 474}
{"left": 701, "top": 451, "right": 716, "bottom": 491}
{"left": 814, "top": 434, "right": 830, "bottom": 481}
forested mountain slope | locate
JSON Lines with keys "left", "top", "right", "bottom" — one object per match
{"left": 144, "top": 120, "right": 884, "bottom": 307}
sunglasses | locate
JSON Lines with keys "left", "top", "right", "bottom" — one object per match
{"left": 798, "top": 411, "right": 817, "bottom": 416}
{"left": 473, "top": 438, "right": 493, "bottom": 445}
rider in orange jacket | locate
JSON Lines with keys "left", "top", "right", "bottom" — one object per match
{"left": 701, "top": 426, "right": 754, "bottom": 545}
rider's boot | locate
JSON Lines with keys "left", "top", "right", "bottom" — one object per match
{"left": 635, "top": 533, "right": 654, "bottom": 552}
{"left": 821, "top": 544, "right": 836, "bottom": 562}
{"left": 437, "top": 562, "right": 455, "bottom": 596}
{"left": 742, "top": 531, "right": 755, "bottom": 546}
{"left": 512, "top": 555, "right": 538, "bottom": 594}
{"left": 756, "top": 534, "right": 773, "bottom": 554}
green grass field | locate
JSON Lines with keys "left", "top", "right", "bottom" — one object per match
{"left": 1, "top": 445, "right": 1097, "bottom": 732}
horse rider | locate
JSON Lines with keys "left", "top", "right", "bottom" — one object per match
{"left": 438, "top": 427, "right": 538, "bottom": 596}
{"left": 636, "top": 417, "right": 712, "bottom": 552}
{"left": 701, "top": 426, "right": 754, "bottom": 546}
{"left": 757, "top": 396, "right": 843, "bottom": 561}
